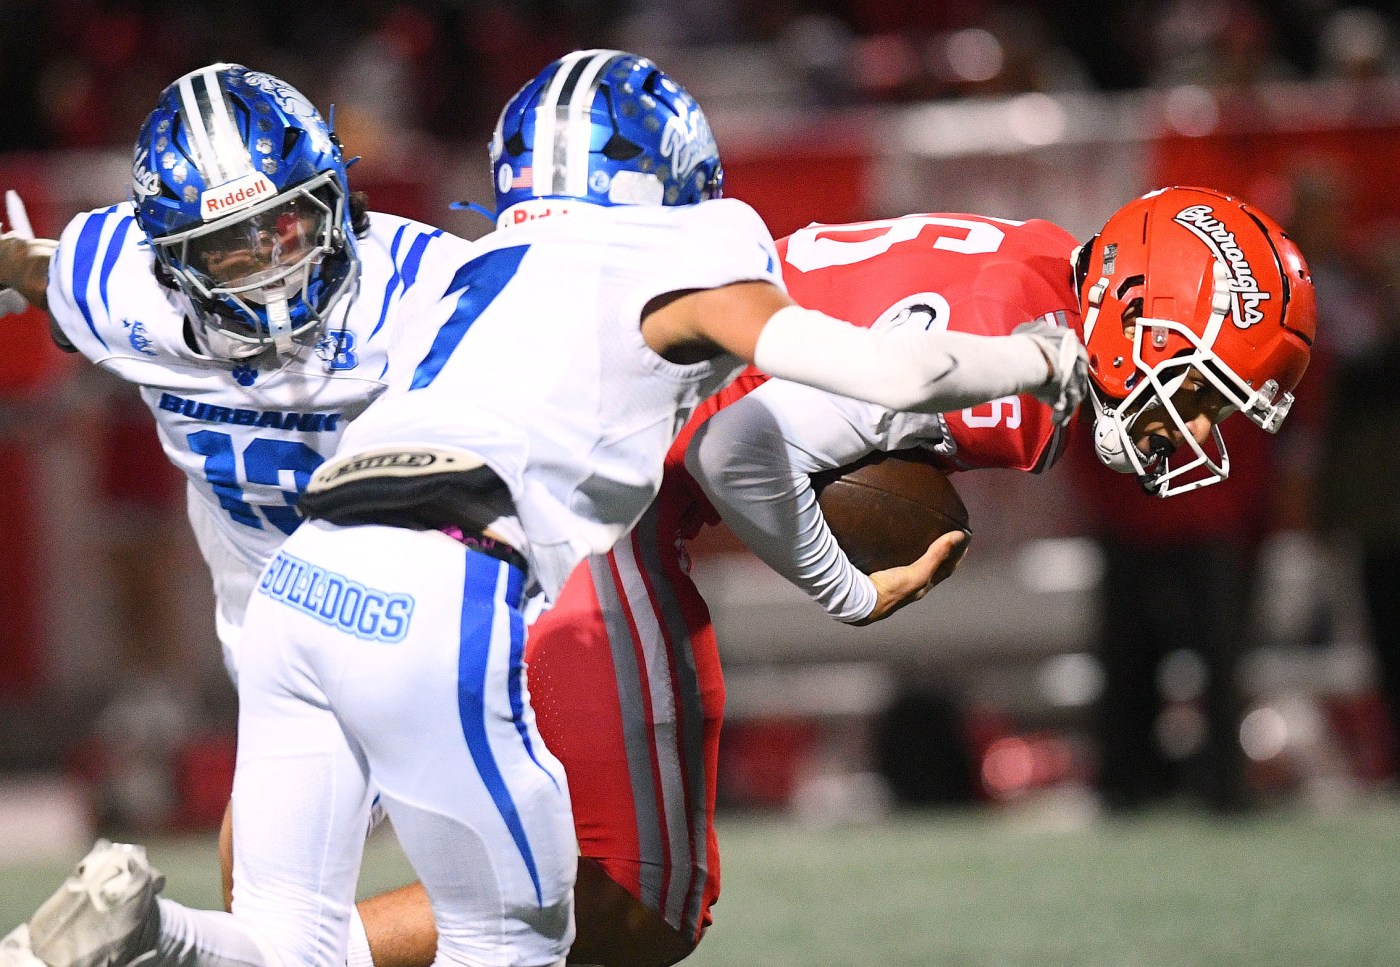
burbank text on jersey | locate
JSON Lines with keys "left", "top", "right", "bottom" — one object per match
{"left": 258, "top": 549, "right": 415, "bottom": 643}
{"left": 158, "top": 392, "right": 344, "bottom": 432}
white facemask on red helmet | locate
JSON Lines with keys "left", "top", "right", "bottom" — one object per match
{"left": 1075, "top": 186, "right": 1316, "bottom": 497}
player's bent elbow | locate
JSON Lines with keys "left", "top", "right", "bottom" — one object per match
{"left": 685, "top": 399, "right": 784, "bottom": 500}
{"left": 684, "top": 409, "right": 740, "bottom": 489}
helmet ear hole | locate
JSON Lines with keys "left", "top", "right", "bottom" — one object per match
{"left": 1115, "top": 275, "right": 1146, "bottom": 300}
{"left": 281, "top": 127, "right": 304, "bottom": 158}
{"left": 601, "top": 134, "right": 643, "bottom": 161}
{"left": 641, "top": 68, "right": 669, "bottom": 96}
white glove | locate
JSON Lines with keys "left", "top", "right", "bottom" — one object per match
{"left": 1, "top": 189, "right": 38, "bottom": 316}
{"left": 1015, "top": 317, "right": 1088, "bottom": 427}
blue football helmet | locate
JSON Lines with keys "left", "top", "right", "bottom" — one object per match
{"left": 131, "top": 63, "right": 359, "bottom": 358}
{"left": 490, "top": 50, "right": 723, "bottom": 227}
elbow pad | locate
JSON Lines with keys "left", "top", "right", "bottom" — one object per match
{"left": 753, "top": 304, "right": 1049, "bottom": 414}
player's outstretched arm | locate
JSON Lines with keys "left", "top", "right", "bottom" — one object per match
{"left": 0, "top": 191, "right": 56, "bottom": 313}
{"left": 645, "top": 280, "right": 1087, "bottom": 422}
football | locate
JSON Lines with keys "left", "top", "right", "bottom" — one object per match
{"left": 811, "top": 449, "right": 971, "bottom": 574}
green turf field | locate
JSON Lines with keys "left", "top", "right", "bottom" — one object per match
{"left": 4, "top": 799, "right": 1398, "bottom": 966}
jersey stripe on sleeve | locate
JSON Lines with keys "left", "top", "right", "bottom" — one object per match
{"left": 98, "top": 215, "right": 136, "bottom": 316}
{"left": 69, "top": 206, "right": 127, "bottom": 349}
{"left": 398, "top": 227, "right": 443, "bottom": 293}
{"left": 371, "top": 224, "right": 409, "bottom": 341}
{"left": 369, "top": 225, "right": 446, "bottom": 341}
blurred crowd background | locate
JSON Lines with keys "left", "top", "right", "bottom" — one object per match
{"left": 2, "top": 0, "right": 1400, "bottom": 855}
{"left": 2, "top": 0, "right": 1397, "bottom": 152}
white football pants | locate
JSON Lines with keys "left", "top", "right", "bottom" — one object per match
{"left": 226, "top": 519, "right": 576, "bottom": 967}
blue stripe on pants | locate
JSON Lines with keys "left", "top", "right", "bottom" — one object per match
{"left": 456, "top": 550, "right": 544, "bottom": 906}
{"left": 504, "top": 565, "right": 561, "bottom": 793}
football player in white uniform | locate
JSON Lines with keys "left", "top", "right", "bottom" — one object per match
{"left": 0, "top": 63, "right": 471, "bottom": 675}
{"left": 3, "top": 51, "right": 1087, "bottom": 967}
{"left": 0, "top": 56, "right": 470, "bottom": 941}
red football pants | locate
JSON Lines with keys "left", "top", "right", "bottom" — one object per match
{"left": 526, "top": 503, "right": 724, "bottom": 943}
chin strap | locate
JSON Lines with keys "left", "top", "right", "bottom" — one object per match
{"left": 1090, "top": 386, "right": 1137, "bottom": 475}
{"left": 1089, "top": 379, "right": 1171, "bottom": 496}
{"left": 1088, "top": 308, "right": 1198, "bottom": 486}
{"left": 265, "top": 292, "right": 299, "bottom": 355}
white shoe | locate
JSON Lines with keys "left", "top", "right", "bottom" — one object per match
{"left": 24, "top": 840, "right": 165, "bottom": 967}
{"left": 0, "top": 925, "right": 47, "bottom": 967}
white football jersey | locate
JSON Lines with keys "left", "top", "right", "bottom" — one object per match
{"left": 337, "top": 198, "right": 785, "bottom": 600}
{"left": 47, "top": 202, "right": 473, "bottom": 622}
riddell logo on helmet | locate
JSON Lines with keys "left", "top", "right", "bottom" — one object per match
{"left": 497, "top": 200, "right": 577, "bottom": 229}
{"left": 1173, "top": 205, "right": 1271, "bottom": 329}
{"left": 200, "top": 173, "right": 276, "bottom": 221}
{"left": 512, "top": 204, "right": 570, "bottom": 223}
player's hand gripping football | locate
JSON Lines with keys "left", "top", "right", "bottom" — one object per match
{"left": 851, "top": 529, "right": 968, "bottom": 626}
{"left": 1015, "top": 318, "right": 1088, "bottom": 427}
{"left": 0, "top": 190, "right": 56, "bottom": 316}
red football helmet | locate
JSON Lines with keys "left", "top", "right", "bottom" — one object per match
{"left": 1074, "top": 186, "right": 1316, "bottom": 496}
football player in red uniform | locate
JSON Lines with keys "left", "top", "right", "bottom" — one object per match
{"left": 347, "top": 187, "right": 1314, "bottom": 967}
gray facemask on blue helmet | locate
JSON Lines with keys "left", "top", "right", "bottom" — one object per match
{"left": 131, "top": 63, "right": 359, "bottom": 359}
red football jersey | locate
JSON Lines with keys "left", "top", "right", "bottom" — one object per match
{"left": 778, "top": 213, "right": 1081, "bottom": 473}
{"left": 663, "top": 212, "right": 1081, "bottom": 534}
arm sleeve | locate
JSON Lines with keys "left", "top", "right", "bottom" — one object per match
{"left": 687, "top": 378, "right": 944, "bottom": 623}
{"left": 753, "top": 303, "right": 1049, "bottom": 414}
